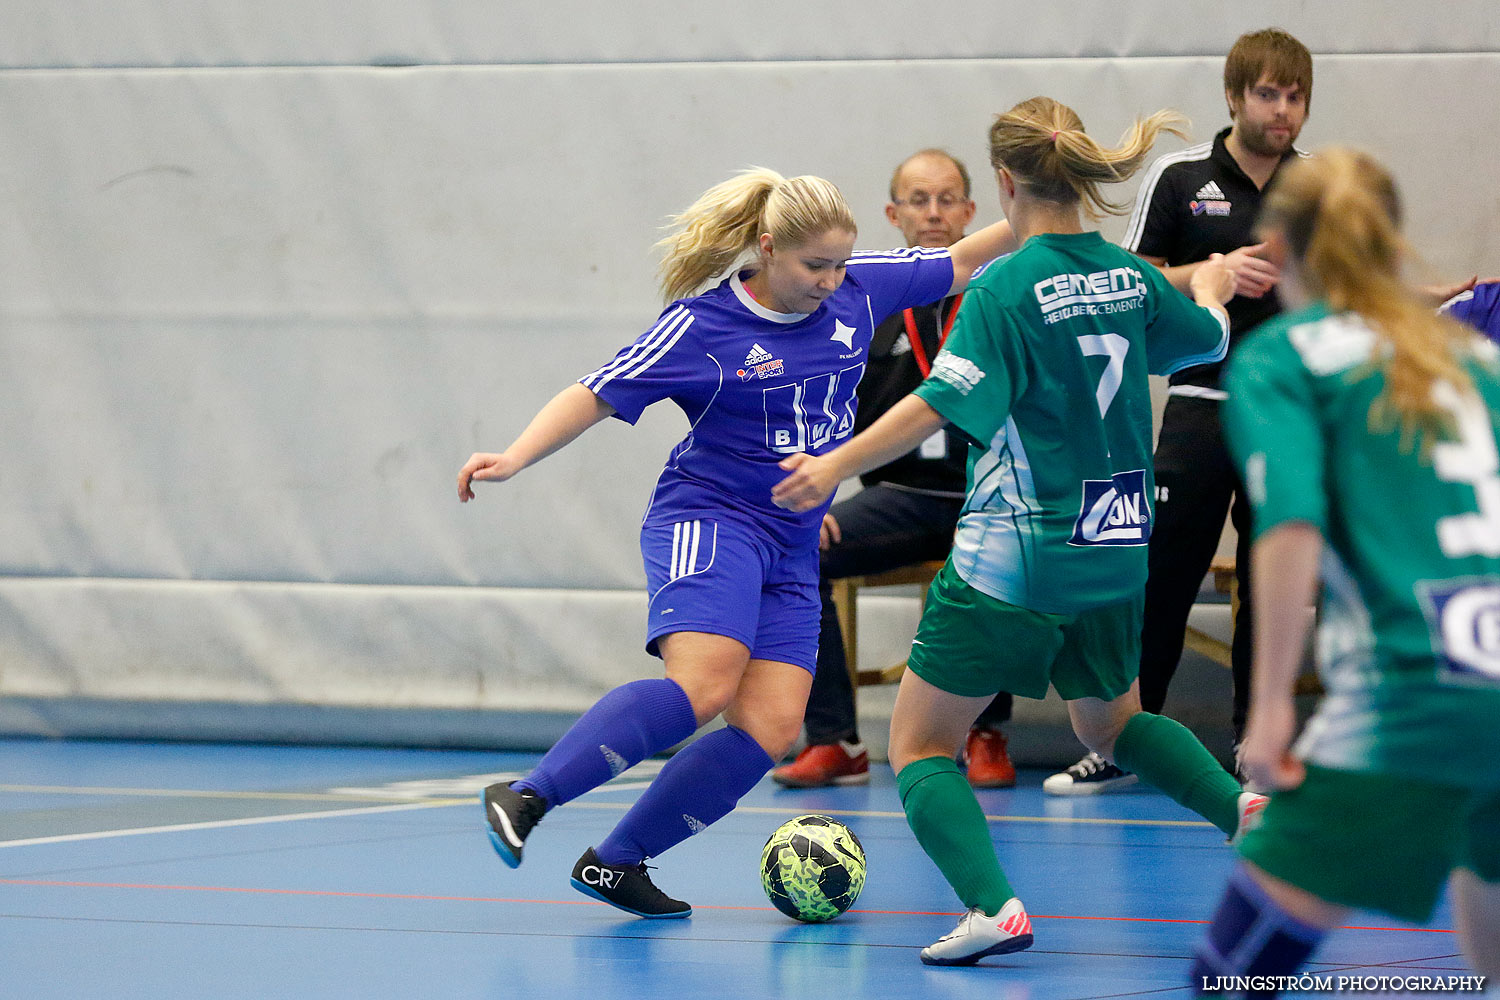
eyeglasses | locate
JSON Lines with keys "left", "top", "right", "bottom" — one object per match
{"left": 893, "top": 192, "right": 968, "bottom": 210}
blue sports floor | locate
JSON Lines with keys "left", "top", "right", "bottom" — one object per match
{"left": 0, "top": 739, "right": 1474, "bottom": 999}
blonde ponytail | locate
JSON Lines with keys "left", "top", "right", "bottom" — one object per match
{"left": 656, "top": 169, "right": 856, "bottom": 302}
{"left": 1260, "top": 148, "right": 1474, "bottom": 447}
{"left": 989, "top": 97, "right": 1189, "bottom": 218}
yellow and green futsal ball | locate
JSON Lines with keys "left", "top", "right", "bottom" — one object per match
{"left": 760, "top": 814, "right": 867, "bottom": 923}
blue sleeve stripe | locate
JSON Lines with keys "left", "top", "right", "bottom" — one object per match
{"left": 1159, "top": 306, "right": 1230, "bottom": 376}
{"left": 581, "top": 307, "right": 694, "bottom": 392}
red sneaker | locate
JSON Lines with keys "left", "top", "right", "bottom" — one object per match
{"left": 964, "top": 728, "right": 1017, "bottom": 789}
{"left": 771, "top": 742, "right": 869, "bottom": 788}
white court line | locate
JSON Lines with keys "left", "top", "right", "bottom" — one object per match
{"left": 0, "top": 793, "right": 1212, "bottom": 850}
{"left": 0, "top": 784, "right": 407, "bottom": 803}
{"left": 0, "top": 774, "right": 656, "bottom": 849}
{"left": 0, "top": 759, "right": 1213, "bottom": 851}
{"left": 0, "top": 799, "right": 458, "bottom": 850}
{"left": 565, "top": 801, "right": 1215, "bottom": 829}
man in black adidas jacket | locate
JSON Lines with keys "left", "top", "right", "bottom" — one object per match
{"left": 1045, "top": 28, "right": 1312, "bottom": 795}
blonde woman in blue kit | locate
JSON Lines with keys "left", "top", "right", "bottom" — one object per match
{"left": 458, "top": 168, "right": 1016, "bottom": 919}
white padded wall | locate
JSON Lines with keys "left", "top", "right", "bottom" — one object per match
{"left": 7, "top": 2, "right": 1498, "bottom": 67}
{"left": 2, "top": 4, "right": 1497, "bottom": 737}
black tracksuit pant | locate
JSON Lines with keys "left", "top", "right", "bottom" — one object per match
{"left": 1141, "top": 395, "right": 1253, "bottom": 741}
{"left": 804, "top": 482, "right": 1012, "bottom": 746}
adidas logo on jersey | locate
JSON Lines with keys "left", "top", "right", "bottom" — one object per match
{"left": 1191, "top": 181, "right": 1231, "bottom": 216}
{"left": 1190, "top": 184, "right": 1232, "bottom": 216}
{"left": 737, "top": 343, "right": 786, "bottom": 381}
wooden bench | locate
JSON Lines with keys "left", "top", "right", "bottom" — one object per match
{"left": 829, "top": 560, "right": 945, "bottom": 690}
{"left": 833, "top": 556, "right": 1316, "bottom": 698}
{"left": 836, "top": 558, "right": 1235, "bottom": 685}
{"left": 1183, "top": 556, "right": 1322, "bottom": 695}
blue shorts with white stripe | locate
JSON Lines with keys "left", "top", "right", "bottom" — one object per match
{"left": 641, "top": 516, "right": 820, "bottom": 673}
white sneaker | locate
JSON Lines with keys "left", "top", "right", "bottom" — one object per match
{"left": 1042, "top": 751, "right": 1138, "bottom": 796}
{"left": 1230, "top": 790, "right": 1268, "bottom": 845}
{"left": 919, "top": 897, "right": 1034, "bottom": 966}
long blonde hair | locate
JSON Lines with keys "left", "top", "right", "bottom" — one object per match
{"left": 988, "top": 97, "right": 1189, "bottom": 218}
{"left": 1258, "top": 148, "right": 1474, "bottom": 445}
{"left": 656, "top": 169, "right": 856, "bottom": 302}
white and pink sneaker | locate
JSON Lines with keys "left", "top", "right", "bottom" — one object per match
{"left": 1231, "top": 791, "right": 1269, "bottom": 845}
{"left": 920, "top": 896, "right": 1034, "bottom": 966}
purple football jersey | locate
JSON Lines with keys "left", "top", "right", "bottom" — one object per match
{"left": 582, "top": 248, "right": 954, "bottom": 548}
{"left": 1442, "top": 282, "right": 1500, "bottom": 343}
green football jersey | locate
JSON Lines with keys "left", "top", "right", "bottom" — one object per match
{"left": 913, "top": 231, "right": 1228, "bottom": 613}
{"left": 1224, "top": 302, "right": 1500, "bottom": 785}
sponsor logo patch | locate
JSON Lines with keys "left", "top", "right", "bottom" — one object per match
{"left": 1034, "top": 267, "right": 1147, "bottom": 325}
{"left": 1190, "top": 199, "right": 1232, "bottom": 217}
{"left": 930, "top": 350, "right": 986, "bottom": 395}
{"left": 738, "top": 361, "right": 785, "bottom": 380}
{"left": 579, "top": 864, "right": 622, "bottom": 888}
{"left": 1069, "top": 469, "right": 1152, "bottom": 545}
{"left": 1418, "top": 580, "right": 1500, "bottom": 684}
{"left": 737, "top": 342, "right": 787, "bottom": 381}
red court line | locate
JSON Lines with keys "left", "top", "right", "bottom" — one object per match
{"left": 0, "top": 878, "right": 1453, "bottom": 934}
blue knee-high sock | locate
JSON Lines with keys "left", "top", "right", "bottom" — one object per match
{"left": 595, "top": 725, "right": 774, "bottom": 865}
{"left": 1190, "top": 865, "right": 1326, "bottom": 994}
{"left": 515, "top": 678, "right": 697, "bottom": 809}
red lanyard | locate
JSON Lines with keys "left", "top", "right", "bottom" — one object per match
{"left": 903, "top": 293, "right": 963, "bottom": 378}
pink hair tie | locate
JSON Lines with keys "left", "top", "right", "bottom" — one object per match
{"left": 1050, "top": 131, "right": 1060, "bottom": 142}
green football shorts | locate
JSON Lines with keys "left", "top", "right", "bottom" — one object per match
{"left": 904, "top": 560, "right": 1141, "bottom": 701}
{"left": 1239, "top": 763, "right": 1500, "bottom": 924}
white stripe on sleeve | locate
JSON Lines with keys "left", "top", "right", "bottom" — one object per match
{"left": 1120, "top": 142, "right": 1212, "bottom": 252}
{"left": 581, "top": 307, "right": 694, "bottom": 393}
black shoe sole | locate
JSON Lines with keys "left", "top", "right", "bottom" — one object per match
{"left": 770, "top": 773, "right": 869, "bottom": 789}
{"left": 569, "top": 876, "right": 691, "bottom": 919}
{"left": 920, "top": 932, "right": 1034, "bottom": 966}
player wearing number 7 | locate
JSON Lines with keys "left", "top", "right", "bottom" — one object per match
{"left": 773, "top": 97, "right": 1263, "bottom": 966}
{"left": 456, "top": 168, "right": 1017, "bottom": 919}
{"left": 1191, "top": 149, "right": 1500, "bottom": 988}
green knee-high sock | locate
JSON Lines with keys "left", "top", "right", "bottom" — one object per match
{"left": 896, "top": 756, "right": 1015, "bottom": 914}
{"left": 1111, "top": 712, "right": 1242, "bottom": 835}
